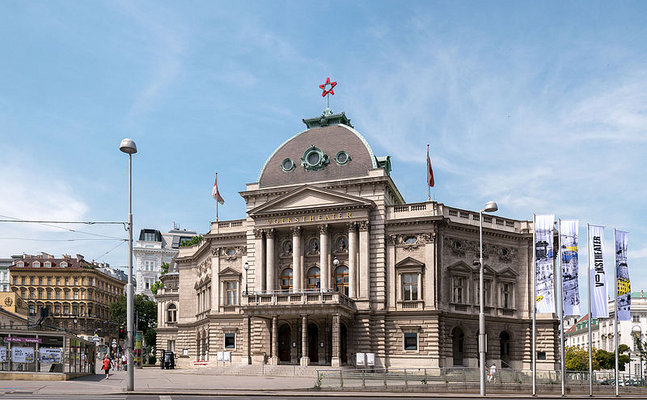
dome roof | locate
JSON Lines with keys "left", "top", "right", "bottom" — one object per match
{"left": 257, "top": 118, "right": 379, "bottom": 188}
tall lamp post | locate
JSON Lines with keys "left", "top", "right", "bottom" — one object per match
{"left": 244, "top": 262, "right": 249, "bottom": 295}
{"left": 479, "top": 201, "right": 498, "bottom": 397}
{"left": 120, "top": 138, "right": 137, "bottom": 392}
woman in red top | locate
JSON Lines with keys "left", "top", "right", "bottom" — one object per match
{"left": 102, "top": 356, "right": 111, "bottom": 379}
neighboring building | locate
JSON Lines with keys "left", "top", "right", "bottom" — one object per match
{"left": 156, "top": 262, "right": 179, "bottom": 355}
{"left": 0, "top": 291, "right": 29, "bottom": 328}
{"left": 9, "top": 253, "right": 125, "bottom": 341}
{"left": 565, "top": 291, "right": 647, "bottom": 377}
{"left": 134, "top": 226, "right": 198, "bottom": 299}
{"left": 0, "top": 257, "right": 12, "bottom": 292}
{"left": 159, "top": 108, "right": 558, "bottom": 370}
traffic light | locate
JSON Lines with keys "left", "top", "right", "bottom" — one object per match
{"left": 119, "top": 327, "right": 125, "bottom": 339}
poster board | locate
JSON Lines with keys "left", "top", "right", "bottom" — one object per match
{"left": 0, "top": 346, "right": 6, "bottom": 362}
{"left": 223, "top": 351, "right": 231, "bottom": 362}
{"left": 11, "top": 346, "right": 35, "bottom": 363}
{"left": 217, "top": 351, "right": 224, "bottom": 362}
{"left": 356, "top": 352, "right": 365, "bottom": 366}
{"left": 366, "top": 353, "right": 375, "bottom": 366}
{"left": 39, "top": 348, "right": 62, "bottom": 364}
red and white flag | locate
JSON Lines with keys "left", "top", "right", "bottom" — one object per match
{"left": 212, "top": 175, "right": 224, "bottom": 205}
{"left": 426, "top": 146, "right": 435, "bottom": 187}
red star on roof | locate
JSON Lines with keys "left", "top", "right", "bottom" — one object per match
{"left": 319, "top": 77, "right": 337, "bottom": 97}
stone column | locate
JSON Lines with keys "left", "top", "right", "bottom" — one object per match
{"left": 292, "top": 227, "right": 302, "bottom": 292}
{"left": 331, "top": 314, "right": 341, "bottom": 367}
{"left": 266, "top": 229, "right": 276, "bottom": 292}
{"left": 242, "top": 316, "right": 251, "bottom": 364}
{"left": 211, "top": 249, "right": 220, "bottom": 313}
{"left": 254, "top": 229, "right": 265, "bottom": 292}
{"left": 300, "top": 315, "right": 309, "bottom": 366}
{"left": 319, "top": 224, "right": 329, "bottom": 292}
{"left": 348, "top": 222, "right": 358, "bottom": 298}
{"left": 270, "top": 315, "right": 279, "bottom": 365}
{"left": 359, "top": 221, "right": 370, "bottom": 300}
{"left": 387, "top": 235, "right": 397, "bottom": 308}
{"left": 423, "top": 232, "right": 435, "bottom": 308}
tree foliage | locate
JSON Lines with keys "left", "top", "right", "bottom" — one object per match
{"left": 180, "top": 235, "right": 202, "bottom": 247}
{"left": 565, "top": 346, "right": 630, "bottom": 371}
{"left": 109, "top": 294, "right": 158, "bottom": 352}
{"left": 566, "top": 346, "right": 594, "bottom": 371}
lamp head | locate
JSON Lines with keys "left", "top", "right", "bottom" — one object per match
{"left": 483, "top": 201, "right": 498, "bottom": 213}
{"left": 243, "top": 262, "right": 249, "bottom": 271}
{"left": 119, "top": 138, "right": 137, "bottom": 154}
{"left": 333, "top": 257, "right": 340, "bottom": 266}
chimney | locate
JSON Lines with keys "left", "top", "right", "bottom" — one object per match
{"left": 63, "top": 254, "right": 71, "bottom": 260}
{"left": 76, "top": 254, "right": 84, "bottom": 262}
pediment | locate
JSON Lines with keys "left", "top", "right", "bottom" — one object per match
{"left": 497, "top": 267, "right": 519, "bottom": 279}
{"left": 447, "top": 261, "right": 473, "bottom": 274}
{"left": 219, "top": 266, "right": 241, "bottom": 277}
{"left": 248, "top": 185, "right": 375, "bottom": 218}
{"left": 396, "top": 257, "right": 425, "bottom": 268}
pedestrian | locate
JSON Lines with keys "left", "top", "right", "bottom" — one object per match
{"left": 488, "top": 363, "right": 497, "bottom": 383}
{"left": 102, "top": 355, "right": 111, "bottom": 379}
{"left": 122, "top": 353, "right": 127, "bottom": 371}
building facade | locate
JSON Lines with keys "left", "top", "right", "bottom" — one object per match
{"left": 134, "top": 227, "right": 198, "bottom": 299}
{"left": 158, "top": 109, "right": 558, "bottom": 370}
{"left": 9, "top": 253, "right": 126, "bottom": 341}
{"left": 565, "top": 291, "right": 647, "bottom": 377}
{"left": 0, "top": 257, "right": 12, "bottom": 292}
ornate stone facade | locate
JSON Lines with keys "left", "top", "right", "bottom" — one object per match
{"left": 157, "top": 110, "right": 558, "bottom": 371}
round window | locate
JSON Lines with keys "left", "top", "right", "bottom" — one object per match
{"left": 334, "top": 151, "right": 351, "bottom": 165}
{"left": 281, "top": 158, "right": 295, "bottom": 172}
{"left": 283, "top": 240, "right": 293, "bottom": 253}
{"left": 404, "top": 236, "right": 418, "bottom": 245}
{"left": 226, "top": 248, "right": 236, "bottom": 256}
{"left": 309, "top": 238, "right": 320, "bottom": 252}
{"left": 307, "top": 152, "right": 320, "bottom": 165}
{"left": 301, "top": 146, "right": 329, "bottom": 171}
{"left": 336, "top": 236, "right": 348, "bottom": 251}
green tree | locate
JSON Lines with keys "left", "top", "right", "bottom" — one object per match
{"left": 565, "top": 346, "right": 594, "bottom": 371}
{"left": 180, "top": 235, "right": 202, "bottom": 247}
{"left": 150, "top": 262, "right": 170, "bottom": 295}
{"left": 109, "top": 294, "right": 158, "bottom": 355}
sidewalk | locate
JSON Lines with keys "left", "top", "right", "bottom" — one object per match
{"left": 1, "top": 367, "right": 647, "bottom": 398}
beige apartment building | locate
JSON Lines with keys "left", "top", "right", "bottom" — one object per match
{"left": 9, "top": 253, "right": 125, "bottom": 340}
{"left": 157, "top": 108, "right": 558, "bottom": 370}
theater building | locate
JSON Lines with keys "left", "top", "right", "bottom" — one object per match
{"left": 158, "top": 108, "right": 558, "bottom": 370}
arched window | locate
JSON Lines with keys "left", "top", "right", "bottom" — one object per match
{"left": 280, "top": 268, "right": 293, "bottom": 292}
{"left": 335, "top": 266, "right": 349, "bottom": 296}
{"left": 307, "top": 267, "right": 320, "bottom": 291}
{"left": 167, "top": 303, "right": 177, "bottom": 323}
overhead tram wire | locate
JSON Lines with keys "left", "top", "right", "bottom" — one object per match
{"left": 0, "top": 214, "right": 126, "bottom": 240}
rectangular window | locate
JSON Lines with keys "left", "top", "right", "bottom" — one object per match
{"left": 48, "top": 277, "right": 52, "bottom": 285}
{"left": 453, "top": 276, "right": 465, "bottom": 304}
{"left": 225, "top": 333, "right": 235, "bottom": 349}
{"left": 56, "top": 277, "right": 60, "bottom": 285}
{"left": 402, "top": 273, "right": 418, "bottom": 301}
{"left": 13, "top": 277, "right": 17, "bottom": 285}
{"left": 65, "top": 291, "right": 69, "bottom": 300}
{"left": 226, "top": 281, "right": 238, "bottom": 305}
{"left": 21, "top": 277, "right": 25, "bottom": 285}
{"left": 633, "top": 315, "right": 640, "bottom": 323}
{"left": 74, "top": 291, "right": 79, "bottom": 300}
{"left": 168, "top": 340, "right": 176, "bottom": 353}
{"left": 502, "top": 283, "right": 511, "bottom": 308}
{"left": 63, "top": 305, "right": 69, "bottom": 314}
{"left": 404, "top": 333, "right": 418, "bottom": 350}
{"left": 56, "top": 291, "right": 60, "bottom": 300}
{"left": 39, "top": 277, "right": 43, "bottom": 285}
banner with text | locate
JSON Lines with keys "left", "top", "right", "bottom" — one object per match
{"left": 615, "top": 230, "right": 630, "bottom": 321}
{"left": 535, "top": 214, "right": 555, "bottom": 313}
{"left": 589, "top": 225, "right": 608, "bottom": 318}
{"left": 561, "top": 220, "right": 581, "bottom": 316}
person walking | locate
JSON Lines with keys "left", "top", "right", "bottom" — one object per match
{"left": 488, "top": 363, "right": 497, "bottom": 383}
{"left": 102, "top": 356, "right": 111, "bottom": 379}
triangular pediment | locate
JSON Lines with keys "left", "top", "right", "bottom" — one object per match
{"left": 219, "top": 266, "right": 241, "bottom": 277}
{"left": 248, "top": 185, "right": 375, "bottom": 217}
{"left": 396, "top": 257, "right": 425, "bottom": 268}
{"left": 497, "top": 267, "right": 519, "bottom": 279}
{"left": 447, "top": 261, "right": 473, "bottom": 274}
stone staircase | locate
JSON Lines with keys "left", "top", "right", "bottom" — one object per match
{"left": 184, "top": 363, "right": 348, "bottom": 378}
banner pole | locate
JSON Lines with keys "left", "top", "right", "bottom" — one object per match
{"left": 216, "top": 172, "right": 219, "bottom": 222}
{"left": 427, "top": 144, "right": 431, "bottom": 202}
{"left": 532, "top": 214, "right": 537, "bottom": 396}
{"left": 588, "top": 223, "right": 593, "bottom": 396}
{"left": 558, "top": 219, "right": 566, "bottom": 396}
{"left": 614, "top": 228, "right": 619, "bottom": 397}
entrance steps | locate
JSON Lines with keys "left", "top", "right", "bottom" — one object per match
{"left": 187, "top": 364, "right": 349, "bottom": 378}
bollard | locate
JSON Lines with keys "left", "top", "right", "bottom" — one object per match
{"left": 362, "top": 369, "right": 366, "bottom": 387}
{"left": 340, "top": 369, "right": 343, "bottom": 388}
{"left": 384, "top": 368, "right": 387, "bottom": 387}
{"left": 405, "top": 368, "right": 408, "bottom": 386}
{"left": 424, "top": 368, "right": 427, "bottom": 385}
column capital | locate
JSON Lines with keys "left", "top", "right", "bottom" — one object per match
{"left": 346, "top": 221, "right": 358, "bottom": 231}
{"left": 292, "top": 226, "right": 302, "bottom": 236}
{"left": 387, "top": 235, "right": 397, "bottom": 246}
{"left": 266, "top": 228, "right": 277, "bottom": 238}
{"left": 253, "top": 229, "right": 264, "bottom": 238}
{"left": 319, "top": 224, "right": 329, "bottom": 235}
{"left": 358, "top": 221, "right": 370, "bottom": 231}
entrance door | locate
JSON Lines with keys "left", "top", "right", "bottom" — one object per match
{"left": 308, "top": 323, "right": 319, "bottom": 363}
{"left": 340, "top": 323, "right": 348, "bottom": 364}
{"left": 452, "top": 327, "right": 464, "bottom": 366}
{"left": 279, "top": 324, "right": 291, "bottom": 362}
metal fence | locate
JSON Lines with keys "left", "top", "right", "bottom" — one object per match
{"left": 315, "top": 367, "right": 647, "bottom": 389}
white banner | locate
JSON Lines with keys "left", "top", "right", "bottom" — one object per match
{"left": 535, "top": 214, "right": 555, "bottom": 313}
{"left": 589, "top": 225, "right": 608, "bottom": 318}
{"left": 11, "top": 346, "right": 35, "bottom": 363}
{"left": 615, "top": 230, "right": 630, "bottom": 321}
{"left": 560, "top": 220, "right": 581, "bottom": 316}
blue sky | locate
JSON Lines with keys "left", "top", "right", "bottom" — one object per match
{"left": 1, "top": 1, "right": 646, "bottom": 307}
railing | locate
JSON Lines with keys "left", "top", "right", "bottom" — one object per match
{"left": 244, "top": 290, "right": 355, "bottom": 308}
{"left": 315, "top": 368, "right": 647, "bottom": 389}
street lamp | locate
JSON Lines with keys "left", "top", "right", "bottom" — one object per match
{"left": 479, "top": 200, "right": 497, "bottom": 397}
{"left": 120, "top": 138, "right": 137, "bottom": 392}
{"left": 244, "top": 262, "right": 249, "bottom": 295}
{"left": 333, "top": 257, "right": 340, "bottom": 293}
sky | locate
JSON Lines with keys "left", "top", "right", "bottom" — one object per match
{"left": 1, "top": 1, "right": 646, "bottom": 310}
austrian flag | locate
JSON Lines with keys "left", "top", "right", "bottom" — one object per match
{"left": 212, "top": 175, "right": 225, "bottom": 205}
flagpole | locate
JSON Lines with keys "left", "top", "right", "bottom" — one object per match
{"left": 427, "top": 144, "right": 431, "bottom": 201}
{"left": 614, "top": 228, "right": 619, "bottom": 397}
{"left": 558, "top": 219, "right": 566, "bottom": 396}
{"left": 588, "top": 223, "right": 593, "bottom": 396}
{"left": 216, "top": 172, "right": 219, "bottom": 222}
{"left": 532, "top": 214, "right": 537, "bottom": 396}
